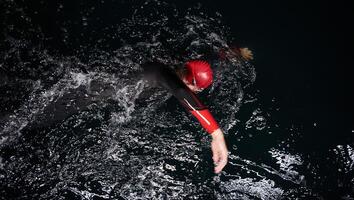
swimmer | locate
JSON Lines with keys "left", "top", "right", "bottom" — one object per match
{"left": 142, "top": 60, "right": 228, "bottom": 173}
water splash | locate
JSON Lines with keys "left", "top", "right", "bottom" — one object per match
{"left": 219, "top": 178, "right": 283, "bottom": 200}
{"left": 245, "top": 108, "right": 267, "bottom": 131}
{"left": 268, "top": 148, "right": 305, "bottom": 185}
{"left": 1, "top": 0, "right": 345, "bottom": 199}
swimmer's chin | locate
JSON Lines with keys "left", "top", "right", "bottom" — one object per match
{"left": 182, "top": 79, "right": 204, "bottom": 93}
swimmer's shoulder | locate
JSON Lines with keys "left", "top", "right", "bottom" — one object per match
{"left": 142, "top": 61, "right": 167, "bottom": 71}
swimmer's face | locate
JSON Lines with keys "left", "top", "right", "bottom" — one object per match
{"left": 183, "top": 78, "right": 203, "bottom": 93}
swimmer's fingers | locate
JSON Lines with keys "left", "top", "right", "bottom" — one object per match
{"left": 211, "top": 128, "right": 228, "bottom": 173}
{"left": 214, "top": 151, "right": 228, "bottom": 173}
{"left": 240, "top": 47, "right": 254, "bottom": 61}
{"left": 214, "top": 160, "right": 227, "bottom": 174}
{"left": 212, "top": 148, "right": 219, "bottom": 164}
{"left": 211, "top": 142, "right": 228, "bottom": 173}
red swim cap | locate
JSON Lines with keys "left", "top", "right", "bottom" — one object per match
{"left": 185, "top": 60, "right": 213, "bottom": 89}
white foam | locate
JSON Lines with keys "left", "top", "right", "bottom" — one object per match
{"left": 268, "top": 148, "right": 304, "bottom": 184}
{"left": 0, "top": 71, "right": 98, "bottom": 147}
{"left": 68, "top": 187, "right": 110, "bottom": 199}
{"left": 110, "top": 80, "right": 145, "bottom": 124}
{"left": 219, "top": 178, "right": 283, "bottom": 200}
{"left": 334, "top": 144, "right": 354, "bottom": 172}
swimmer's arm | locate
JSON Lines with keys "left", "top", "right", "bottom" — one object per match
{"left": 210, "top": 128, "right": 228, "bottom": 173}
{"left": 175, "top": 89, "right": 229, "bottom": 173}
{"left": 189, "top": 109, "right": 228, "bottom": 173}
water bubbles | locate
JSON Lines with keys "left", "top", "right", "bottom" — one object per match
{"left": 82, "top": 17, "right": 88, "bottom": 26}
{"left": 269, "top": 148, "right": 304, "bottom": 184}
{"left": 333, "top": 145, "right": 354, "bottom": 173}
{"left": 57, "top": 4, "right": 64, "bottom": 12}
{"left": 232, "top": 145, "right": 238, "bottom": 151}
{"left": 70, "top": 72, "right": 92, "bottom": 88}
{"left": 245, "top": 109, "right": 267, "bottom": 130}
{"left": 165, "top": 163, "right": 176, "bottom": 171}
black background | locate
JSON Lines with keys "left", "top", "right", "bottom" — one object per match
{"left": 196, "top": 0, "right": 353, "bottom": 148}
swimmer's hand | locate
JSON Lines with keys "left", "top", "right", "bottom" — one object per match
{"left": 211, "top": 129, "right": 228, "bottom": 173}
{"left": 239, "top": 47, "right": 254, "bottom": 61}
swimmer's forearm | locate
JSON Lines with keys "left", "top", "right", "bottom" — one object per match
{"left": 211, "top": 128, "right": 223, "bottom": 138}
{"left": 210, "top": 128, "right": 228, "bottom": 173}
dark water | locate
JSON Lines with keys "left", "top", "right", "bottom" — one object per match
{"left": 0, "top": 0, "right": 353, "bottom": 199}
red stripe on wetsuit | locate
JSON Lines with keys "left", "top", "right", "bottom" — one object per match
{"left": 181, "top": 96, "right": 219, "bottom": 134}
{"left": 180, "top": 88, "right": 219, "bottom": 134}
{"left": 190, "top": 109, "right": 219, "bottom": 134}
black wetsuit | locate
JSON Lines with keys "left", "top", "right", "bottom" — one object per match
{"left": 142, "top": 62, "right": 219, "bottom": 134}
